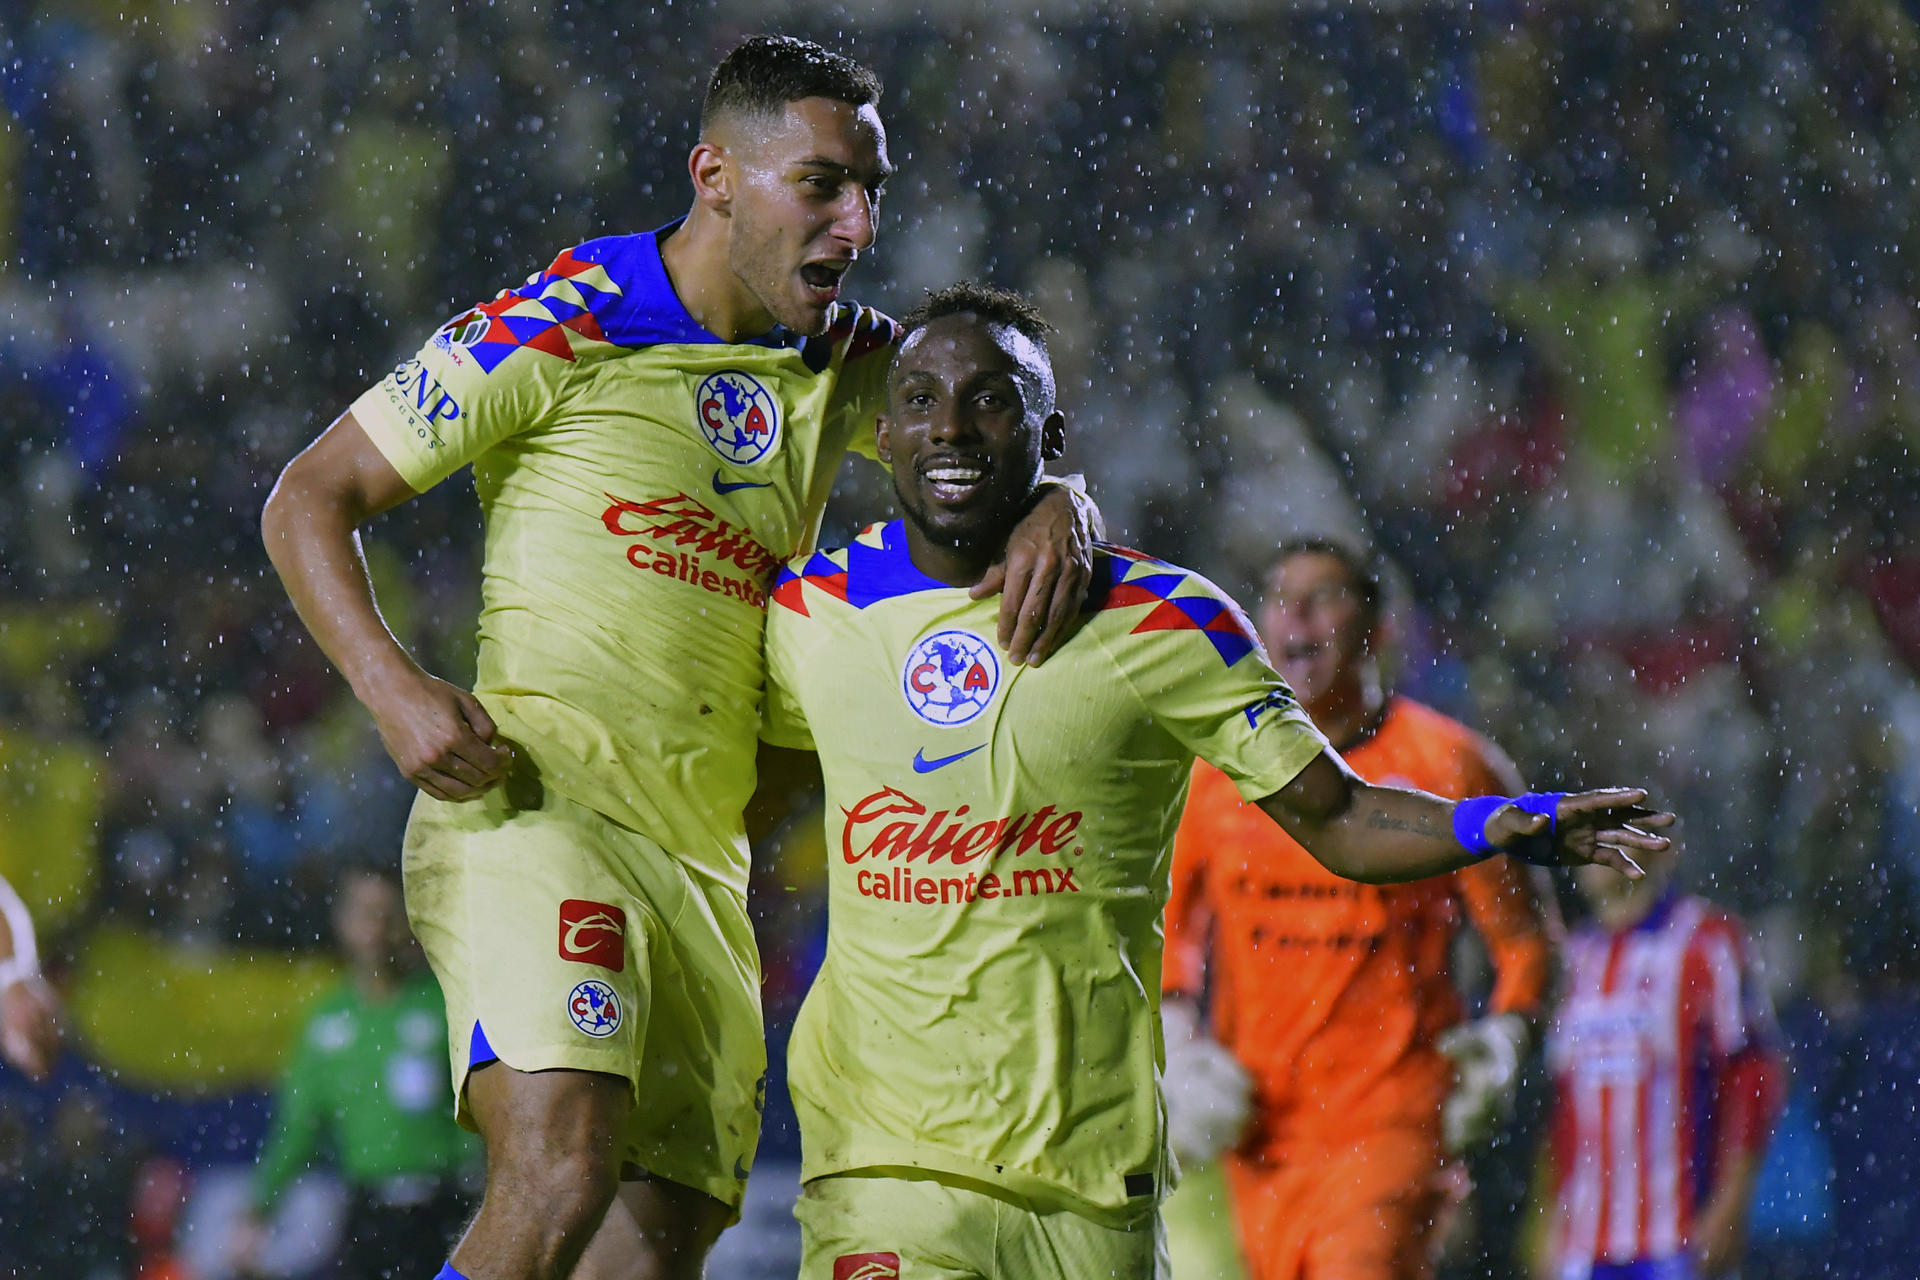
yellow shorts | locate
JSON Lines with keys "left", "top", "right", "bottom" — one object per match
{"left": 794, "top": 1171, "right": 1167, "bottom": 1280}
{"left": 401, "top": 782, "right": 764, "bottom": 1210}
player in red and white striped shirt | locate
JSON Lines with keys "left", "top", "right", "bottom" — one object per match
{"left": 1538, "top": 842, "right": 1784, "bottom": 1280}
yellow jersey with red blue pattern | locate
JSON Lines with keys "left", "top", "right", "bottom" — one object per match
{"left": 760, "top": 521, "right": 1329, "bottom": 1222}
{"left": 349, "top": 223, "right": 896, "bottom": 894}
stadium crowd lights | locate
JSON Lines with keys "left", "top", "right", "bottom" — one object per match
{"left": 720, "top": 0, "right": 1435, "bottom": 21}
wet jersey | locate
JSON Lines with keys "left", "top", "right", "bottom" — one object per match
{"left": 1545, "top": 892, "right": 1783, "bottom": 1272}
{"left": 350, "top": 223, "right": 896, "bottom": 894}
{"left": 1164, "top": 696, "right": 1553, "bottom": 1160}
{"left": 761, "top": 524, "right": 1328, "bottom": 1222}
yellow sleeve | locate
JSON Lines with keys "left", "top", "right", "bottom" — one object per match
{"left": 1100, "top": 579, "right": 1328, "bottom": 802}
{"left": 349, "top": 295, "right": 574, "bottom": 492}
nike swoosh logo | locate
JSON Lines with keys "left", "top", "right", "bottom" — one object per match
{"left": 912, "top": 745, "right": 983, "bottom": 773}
{"left": 712, "top": 470, "right": 772, "bottom": 494}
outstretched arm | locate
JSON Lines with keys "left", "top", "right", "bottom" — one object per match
{"left": 971, "top": 478, "right": 1102, "bottom": 666}
{"left": 262, "top": 411, "right": 512, "bottom": 801}
{"left": 1254, "top": 750, "right": 1670, "bottom": 883}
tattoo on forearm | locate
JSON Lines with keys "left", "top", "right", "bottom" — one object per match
{"left": 1365, "top": 810, "right": 1451, "bottom": 841}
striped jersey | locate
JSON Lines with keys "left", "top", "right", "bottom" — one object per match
{"left": 1545, "top": 891, "right": 1784, "bottom": 1274}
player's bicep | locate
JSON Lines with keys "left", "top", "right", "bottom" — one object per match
{"left": 277, "top": 409, "right": 421, "bottom": 523}
{"left": 1253, "top": 749, "right": 1361, "bottom": 834}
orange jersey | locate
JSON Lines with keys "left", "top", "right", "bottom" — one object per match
{"left": 1164, "top": 697, "right": 1553, "bottom": 1160}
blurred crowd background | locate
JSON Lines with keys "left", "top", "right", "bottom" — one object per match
{"left": 2, "top": 0, "right": 1918, "bottom": 1276}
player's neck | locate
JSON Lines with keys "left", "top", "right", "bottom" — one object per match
{"left": 1306, "top": 677, "right": 1386, "bottom": 753}
{"left": 659, "top": 212, "right": 777, "bottom": 343}
{"left": 899, "top": 522, "right": 999, "bottom": 589}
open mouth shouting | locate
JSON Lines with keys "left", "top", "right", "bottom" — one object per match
{"left": 799, "top": 258, "right": 851, "bottom": 304}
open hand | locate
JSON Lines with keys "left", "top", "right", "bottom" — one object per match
{"left": 1487, "top": 788, "right": 1673, "bottom": 879}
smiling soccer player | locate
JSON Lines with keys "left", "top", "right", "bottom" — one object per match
{"left": 261, "top": 38, "right": 1097, "bottom": 1280}
{"left": 759, "top": 283, "right": 1673, "bottom": 1279}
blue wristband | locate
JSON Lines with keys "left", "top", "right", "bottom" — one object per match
{"left": 1509, "top": 791, "right": 1567, "bottom": 866}
{"left": 1453, "top": 792, "right": 1568, "bottom": 863}
{"left": 1451, "top": 795, "right": 1508, "bottom": 856}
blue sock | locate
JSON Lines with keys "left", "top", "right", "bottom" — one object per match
{"left": 434, "top": 1266, "right": 469, "bottom": 1280}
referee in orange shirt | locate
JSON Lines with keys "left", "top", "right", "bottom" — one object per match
{"left": 1163, "top": 540, "right": 1559, "bottom": 1280}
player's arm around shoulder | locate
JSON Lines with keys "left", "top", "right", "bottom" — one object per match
{"left": 262, "top": 411, "right": 511, "bottom": 802}
{"left": 969, "top": 476, "right": 1101, "bottom": 668}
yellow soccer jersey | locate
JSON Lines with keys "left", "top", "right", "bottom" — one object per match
{"left": 761, "top": 522, "right": 1329, "bottom": 1222}
{"left": 350, "top": 224, "right": 897, "bottom": 894}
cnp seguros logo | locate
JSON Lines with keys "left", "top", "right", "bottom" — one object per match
{"left": 902, "top": 630, "right": 1000, "bottom": 727}
{"left": 567, "top": 980, "right": 622, "bottom": 1038}
{"left": 695, "top": 371, "right": 781, "bottom": 465}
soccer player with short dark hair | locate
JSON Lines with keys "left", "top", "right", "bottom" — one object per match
{"left": 759, "top": 285, "right": 1670, "bottom": 1279}
{"left": 261, "top": 38, "right": 1096, "bottom": 1280}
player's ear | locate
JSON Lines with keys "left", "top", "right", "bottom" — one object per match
{"left": 1040, "top": 410, "right": 1066, "bottom": 463}
{"left": 689, "top": 141, "right": 732, "bottom": 210}
{"left": 875, "top": 414, "right": 893, "bottom": 465}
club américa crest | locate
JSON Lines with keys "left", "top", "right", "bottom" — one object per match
{"left": 567, "top": 980, "right": 622, "bottom": 1038}
{"left": 695, "top": 371, "right": 781, "bottom": 465}
{"left": 901, "top": 630, "right": 1000, "bottom": 727}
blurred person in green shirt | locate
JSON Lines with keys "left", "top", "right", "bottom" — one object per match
{"left": 238, "top": 863, "right": 478, "bottom": 1279}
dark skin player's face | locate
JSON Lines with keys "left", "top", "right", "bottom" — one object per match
{"left": 724, "top": 97, "right": 891, "bottom": 335}
{"left": 877, "top": 313, "right": 1065, "bottom": 585}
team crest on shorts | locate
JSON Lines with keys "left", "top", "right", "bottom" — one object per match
{"left": 901, "top": 630, "right": 1000, "bottom": 727}
{"left": 566, "top": 980, "right": 622, "bottom": 1038}
{"left": 832, "top": 1254, "right": 901, "bottom": 1280}
{"left": 695, "top": 371, "right": 781, "bottom": 465}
